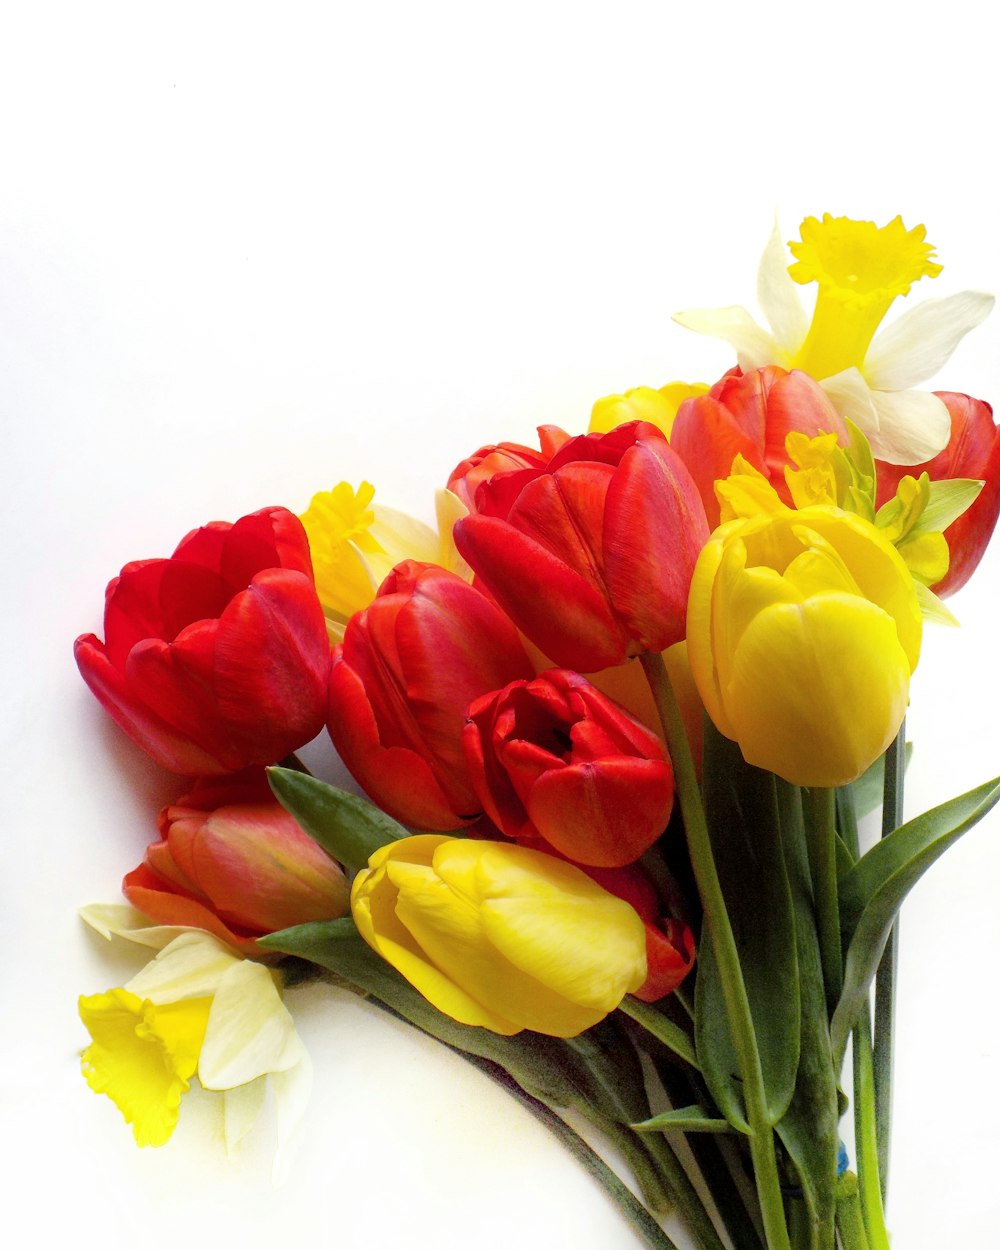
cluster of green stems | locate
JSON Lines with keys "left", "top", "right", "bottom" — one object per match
{"left": 614, "top": 651, "right": 899, "bottom": 1250}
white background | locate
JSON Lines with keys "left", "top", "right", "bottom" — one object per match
{"left": 3, "top": 4, "right": 998, "bottom": 1247}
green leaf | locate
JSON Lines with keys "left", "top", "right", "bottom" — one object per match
{"left": 617, "top": 996, "right": 699, "bottom": 1070}
{"left": 694, "top": 727, "right": 800, "bottom": 1131}
{"left": 632, "top": 1104, "right": 733, "bottom": 1134}
{"left": 267, "top": 767, "right": 408, "bottom": 872}
{"left": 831, "top": 775, "right": 1000, "bottom": 1063}
{"left": 844, "top": 743, "right": 912, "bottom": 820}
{"left": 912, "top": 477, "right": 983, "bottom": 536}
{"left": 772, "top": 780, "right": 840, "bottom": 1249}
{"left": 261, "top": 919, "right": 686, "bottom": 1219}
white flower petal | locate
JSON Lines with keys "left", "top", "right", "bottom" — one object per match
{"left": 223, "top": 1077, "right": 268, "bottom": 1153}
{"left": 435, "top": 487, "right": 473, "bottom": 580}
{"left": 865, "top": 291, "right": 995, "bottom": 390}
{"left": 198, "top": 961, "right": 305, "bottom": 1090}
{"left": 819, "top": 368, "right": 881, "bottom": 434}
{"left": 125, "top": 932, "right": 241, "bottom": 1003}
{"left": 672, "top": 304, "right": 784, "bottom": 370}
{"left": 866, "top": 389, "right": 952, "bottom": 464}
{"left": 756, "top": 219, "right": 809, "bottom": 354}
{"left": 271, "top": 1051, "right": 313, "bottom": 1187}
{"left": 370, "top": 504, "right": 441, "bottom": 565}
{"left": 78, "top": 903, "right": 205, "bottom": 951}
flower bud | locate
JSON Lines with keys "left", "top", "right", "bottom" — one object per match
{"left": 687, "top": 505, "right": 922, "bottom": 787}
{"left": 463, "top": 669, "right": 673, "bottom": 868}
{"left": 123, "top": 771, "right": 349, "bottom": 952}
{"left": 351, "top": 835, "right": 647, "bottom": 1037}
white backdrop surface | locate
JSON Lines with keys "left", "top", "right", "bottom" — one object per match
{"left": 3, "top": 4, "right": 998, "bottom": 1248}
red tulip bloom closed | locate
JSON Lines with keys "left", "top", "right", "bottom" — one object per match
{"left": 74, "top": 507, "right": 331, "bottom": 775}
{"left": 446, "top": 425, "right": 570, "bottom": 511}
{"left": 123, "top": 770, "right": 350, "bottom": 953}
{"left": 453, "top": 422, "right": 709, "bottom": 672}
{"left": 327, "top": 561, "right": 534, "bottom": 830}
{"left": 463, "top": 669, "right": 674, "bottom": 868}
{"left": 875, "top": 392, "right": 1000, "bottom": 596}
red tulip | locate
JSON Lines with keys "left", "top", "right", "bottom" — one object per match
{"left": 582, "top": 863, "right": 695, "bottom": 1001}
{"left": 671, "top": 366, "right": 849, "bottom": 527}
{"left": 327, "top": 560, "right": 534, "bottom": 830}
{"left": 446, "top": 425, "right": 570, "bottom": 512}
{"left": 75, "top": 508, "right": 331, "bottom": 775}
{"left": 875, "top": 392, "right": 1000, "bottom": 597}
{"left": 463, "top": 668, "right": 674, "bottom": 868}
{"left": 452, "top": 422, "right": 710, "bottom": 672}
{"left": 123, "top": 770, "right": 350, "bottom": 953}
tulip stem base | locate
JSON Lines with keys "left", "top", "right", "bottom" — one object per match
{"left": 639, "top": 651, "right": 793, "bottom": 1250}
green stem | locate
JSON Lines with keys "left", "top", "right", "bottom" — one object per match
{"left": 640, "top": 651, "right": 792, "bottom": 1250}
{"left": 835, "top": 1173, "right": 872, "bottom": 1250}
{"left": 803, "top": 787, "right": 843, "bottom": 1013}
{"left": 641, "top": 1131, "right": 730, "bottom": 1250}
{"left": 851, "top": 1006, "right": 891, "bottom": 1250}
{"left": 619, "top": 996, "right": 698, "bottom": 1070}
{"left": 873, "top": 721, "right": 905, "bottom": 1202}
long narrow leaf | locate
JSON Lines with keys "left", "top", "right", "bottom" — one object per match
{"left": 695, "top": 728, "right": 800, "bottom": 1130}
{"left": 831, "top": 776, "right": 1000, "bottom": 1062}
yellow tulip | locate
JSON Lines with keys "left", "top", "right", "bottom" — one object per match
{"left": 589, "top": 383, "right": 709, "bottom": 439}
{"left": 687, "top": 504, "right": 922, "bottom": 787}
{"left": 351, "top": 835, "right": 647, "bottom": 1038}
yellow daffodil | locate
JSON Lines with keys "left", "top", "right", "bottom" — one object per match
{"left": 687, "top": 494, "right": 923, "bottom": 788}
{"left": 300, "top": 481, "right": 470, "bottom": 640}
{"left": 351, "top": 836, "right": 647, "bottom": 1038}
{"left": 589, "top": 383, "right": 709, "bottom": 439}
{"left": 674, "top": 214, "right": 994, "bottom": 465}
{"left": 78, "top": 910, "right": 309, "bottom": 1178}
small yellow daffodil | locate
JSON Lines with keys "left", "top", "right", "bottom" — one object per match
{"left": 300, "top": 481, "right": 470, "bottom": 640}
{"left": 78, "top": 910, "right": 309, "bottom": 1178}
{"left": 674, "top": 214, "right": 994, "bottom": 465}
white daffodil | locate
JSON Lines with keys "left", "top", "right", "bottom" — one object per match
{"left": 299, "top": 481, "right": 470, "bottom": 641}
{"left": 674, "top": 214, "right": 994, "bottom": 465}
{"left": 79, "top": 908, "right": 310, "bottom": 1183}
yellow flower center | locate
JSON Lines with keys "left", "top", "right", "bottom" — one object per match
{"left": 788, "top": 214, "right": 942, "bottom": 380}
{"left": 80, "top": 989, "right": 213, "bottom": 1147}
{"left": 300, "top": 481, "right": 384, "bottom": 626}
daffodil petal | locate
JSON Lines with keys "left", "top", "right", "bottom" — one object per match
{"left": 79, "top": 903, "right": 198, "bottom": 951}
{"left": 672, "top": 305, "right": 785, "bottom": 370}
{"left": 198, "top": 961, "right": 304, "bottom": 1089}
{"left": 865, "top": 291, "right": 995, "bottom": 389}
{"left": 223, "top": 1076, "right": 268, "bottom": 1152}
{"left": 370, "top": 504, "right": 442, "bottom": 566}
{"left": 819, "top": 368, "right": 880, "bottom": 435}
{"left": 866, "top": 389, "right": 952, "bottom": 465}
{"left": 272, "top": 1052, "right": 314, "bottom": 1187}
{"left": 757, "top": 219, "right": 809, "bottom": 354}
{"left": 125, "top": 932, "right": 241, "bottom": 1004}
{"left": 434, "top": 487, "right": 473, "bottom": 580}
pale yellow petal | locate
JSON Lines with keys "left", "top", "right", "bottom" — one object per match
{"left": 198, "top": 961, "right": 304, "bottom": 1089}
{"left": 125, "top": 932, "right": 240, "bottom": 1004}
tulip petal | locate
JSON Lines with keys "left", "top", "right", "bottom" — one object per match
{"left": 123, "top": 865, "right": 261, "bottom": 954}
{"left": 526, "top": 757, "right": 673, "bottom": 867}
{"left": 353, "top": 846, "right": 520, "bottom": 1033}
{"left": 454, "top": 513, "right": 629, "bottom": 671}
{"left": 603, "top": 440, "right": 709, "bottom": 651}
{"left": 726, "top": 595, "right": 911, "bottom": 787}
{"left": 672, "top": 304, "right": 785, "bottom": 371}
{"left": 212, "top": 569, "right": 330, "bottom": 755}
{"left": 74, "top": 633, "right": 229, "bottom": 775}
{"left": 864, "top": 292, "right": 995, "bottom": 390}
{"left": 103, "top": 559, "right": 230, "bottom": 668}
{"left": 198, "top": 961, "right": 305, "bottom": 1089}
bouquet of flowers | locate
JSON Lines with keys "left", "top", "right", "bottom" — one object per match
{"left": 74, "top": 214, "right": 1000, "bottom": 1250}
